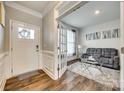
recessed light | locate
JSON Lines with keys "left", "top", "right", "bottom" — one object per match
{"left": 94, "top": 10, "right": 100, "bottom": 15}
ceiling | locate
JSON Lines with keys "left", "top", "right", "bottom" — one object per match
{"left": 14, "top": 1, "right": 58, "bottom": 16}
{"left": 62, "top": 1, "right": 120, "bottom": 28}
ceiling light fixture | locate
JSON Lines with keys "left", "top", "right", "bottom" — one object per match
{"left": 94, "top": 10, "right": 100, "bottom": 15}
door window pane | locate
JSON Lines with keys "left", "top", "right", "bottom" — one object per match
{"left": 18, "top": 27, "right": 34, "bottom": 39}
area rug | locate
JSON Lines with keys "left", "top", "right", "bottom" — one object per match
{"left": 67, "top": 62, "right": 120, "bottom": 88}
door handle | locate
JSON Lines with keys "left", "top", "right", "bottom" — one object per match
{"left": 36, "top": 45, "right": 39, "bottom": 52}
{"left": 36, "top": 45, "right": 39, "bottom": 49}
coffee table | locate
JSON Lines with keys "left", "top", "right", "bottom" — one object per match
{"left": 80, "top": 58, "right": 104, "bottom": 76}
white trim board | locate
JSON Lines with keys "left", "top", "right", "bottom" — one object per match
{"left": 120, "top": 2, "right": 124, "bottom": 91}
{"left": 0, "top": 80, "right": 6, "bottom": 91}
{"left": 42, "top": 1, "right": 58, "bottom": 17}
{"left": 42, "top": 67, "right": 57, "bottom": 80}
{"left": 56, "top": 1, "right": 88, "bottom": 20}
{"left": 5, "top": 1, "right": 42, "bottom": 19}
{"left": 55, "top": 1, "right": 70, "bottom": 11}
{"left": 42, "top": 50, "right": 54, "bottom": 55}
{"left": 0, "top": 52, "right": 9, "bottom": 90}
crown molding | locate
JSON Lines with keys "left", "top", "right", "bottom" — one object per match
{"left": 42, "top": 1, "right": 59, "bottom": 16}
{"left": 5, "top": 1, "right": 43, "bottom": 19}
{"left": 55, "top": 1, "right": 70, "bottom": 11}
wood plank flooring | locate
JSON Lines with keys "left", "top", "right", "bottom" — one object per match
{"left": 4, "top": 70, "right": 119, "bottom": 91}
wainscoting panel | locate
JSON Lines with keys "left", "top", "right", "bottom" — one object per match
{"left": 41, "top": 50, "right": 56, "bottom": 80}
{"left": 0, "top": 52, "right": 8, "bottom": 90}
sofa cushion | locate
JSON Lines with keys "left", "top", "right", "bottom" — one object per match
{"left": 101, "top": 48, "right": 117, "bottom": 58}
{"left": 86, "top": 48, "right": 95, "bottom": 55}
{"left": 102, "top": 48, "right": 110, "bottom": 58}
{"left": 110, "top": 49, "right": 118, "bottom": 57}
{"left": 99, "top": 57, "right": 113, "bottom": 65}
{"left": 94, "top": 48, "right": 102, "bottom": 57}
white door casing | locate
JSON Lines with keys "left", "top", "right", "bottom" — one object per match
{"left": 58, "top": 22, "right": 67, "bottom": 78}
{"left": 120, "top": 2, "right": 124, "bottom": 91}
{"left": 10, "top": 20, "right": 40, "bottom": 76}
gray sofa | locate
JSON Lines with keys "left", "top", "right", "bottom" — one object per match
{"left": 81, "top": 48, "right": 120, "bottom": 70}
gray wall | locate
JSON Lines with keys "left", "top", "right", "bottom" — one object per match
{"left": 5, "top": 6, "right": 42, "bottom": 51}
{"left": 42, "top": 9, "right": 55, "bottom": 51}
{"left": 79, "top": 19, "right": 120, "bottom": 52}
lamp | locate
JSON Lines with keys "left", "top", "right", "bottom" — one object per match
{"left": 78, "top": 45, "right": 81, "bottom": 49}
{"left": 78, "top": 45, "right": 87, "bottom": 57}
{"left": 78, "top": 45, "right": 82, "bottom": 58}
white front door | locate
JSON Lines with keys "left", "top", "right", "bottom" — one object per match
{"left": 11, "top": 20, "right": 40, "bottom": 76}
{"left": 58, "top": 23, "right": 67, "bottom": 78}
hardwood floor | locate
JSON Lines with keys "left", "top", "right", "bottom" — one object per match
{"left": 4, "top": 70, "right": 119, "bottom": 91}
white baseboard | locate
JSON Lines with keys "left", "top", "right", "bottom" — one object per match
{"left": 42, "top": 67, "right": 58, "bottom": 80}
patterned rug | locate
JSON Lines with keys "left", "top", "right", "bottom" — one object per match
{"left": 67, "top": 62, "right": 120, "bottom": 88}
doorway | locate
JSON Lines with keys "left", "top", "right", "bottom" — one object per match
{"left": 10, "top": 20, "right": 40, "bottom": 76}
{"left": 57, "top": 1, "right": 121, "bottom": 89}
